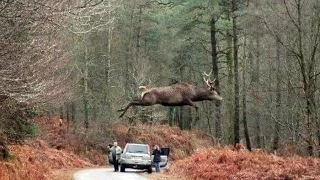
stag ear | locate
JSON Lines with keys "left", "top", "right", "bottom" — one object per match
{"left": 209, "top": 79, "right": 218, "bottom": 91}
{"left": 207, "top": 86, "right": 215, "bottom": 91}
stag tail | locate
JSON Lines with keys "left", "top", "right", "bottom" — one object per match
{"left": 139, "top": 86, "right": 148, "bottom": 98}
{"left": 139, "top": 86, "right": 147, "bottom": 91}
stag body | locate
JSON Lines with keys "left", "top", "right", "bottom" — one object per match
{"left": 118, "top": 78, "right": 223, "bottom": 118}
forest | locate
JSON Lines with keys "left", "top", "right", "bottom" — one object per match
{"left": 1, "top": 0, "right": 320, "bottom": 160}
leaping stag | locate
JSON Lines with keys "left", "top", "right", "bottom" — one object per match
{"left": 118, "top": 72, "right": 223, "bottom": 118}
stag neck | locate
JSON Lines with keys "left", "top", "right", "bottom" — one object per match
{"left": 192, "top": 86, "right": 211, "bottom": 101}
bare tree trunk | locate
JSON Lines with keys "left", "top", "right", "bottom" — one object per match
{"left": 71, "top": 101, "right": 75, "bottom": 122}
{"left": 252, "top": 35, "right": 261, "bottom": 148}
{"left": 296, "top": 0, "right": 312, "bottom": 155}
{"left": 65, "top": 102, "right": 69, "bottom": 129}
{"left": 206, "top": 103, "right": 214, "bottom": 141}
{"left": 59, "top": 106, "right": 64, "bottom": 119}
{"left": 225, "top": 12, "right": 234, "bottom": 144}
{"left": 125, "top": 1, "right": 136, "bottom": 101}
{"left": 93, "top": 103, "right": 97, "bottom": 122}
{"left": 179, "top": 106, "right": 184, "bottom": 129}
{"left": 104, "top": 0, "right": 114, "bottom": 118}
{"left": 136, "top": 4, "right": 142, "bottom": 64}
{"left": 273, "top": 37, "right": 281, "bottom": 151}
{"left": 210, "top": 14, "right": 221, "bottom": 138}
{"left": 295, "top": 0, "right": 315, "bottom": 156}
{"left": 317, "top": 129, "right": 320, "bottom": 157}
{"left": 168, "top": 107, "right": 175, "bottom": 126}
{"left": 83, "top": 45, "right": 89, "bottom": 129}
{"left": 232, "top": 0, "right": 240, "bottom": 145}
{"left": 285, "top": 49, "right": 297, "bottom": 143}
{"left": 242, "top": 34, "right": 251, "bottom": 151}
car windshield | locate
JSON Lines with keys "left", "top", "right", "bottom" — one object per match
{"left": 127, "top": 144, "right": 148, "bottom": 154}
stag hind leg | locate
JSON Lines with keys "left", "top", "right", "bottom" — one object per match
{"left": 118, "top": 100, "right": 152, "bottom": 118}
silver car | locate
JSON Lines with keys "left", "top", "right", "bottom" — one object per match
{"left": 119, "top": 143, "right": 153, "bottom": 173}
{"left": 109, "top": 143, "right": 170, "bottom": 173}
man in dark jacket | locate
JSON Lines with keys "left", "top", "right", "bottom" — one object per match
{"left": 152, "top": 145, "right": 161, "bottom": 173}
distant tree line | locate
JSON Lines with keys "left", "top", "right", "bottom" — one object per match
{"left": 1, "top": 0, "right": 320, "bottom": 157}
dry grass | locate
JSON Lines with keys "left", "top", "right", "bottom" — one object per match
{"left": 0, "top": 116, "right": 210, "bottom": 180}
{"left": 3, "top": 116, "right": 320, "bottom": 180}
{"left": 0, "top": 139, "right": 94, "bottom": 180}
{"left": 31, "top": 116, "right": 106, "bottom": 165}
{"left": 0, "top": 116, "right": 97, "bottom": 180}
{"left": 167, "top": 147, "right": 320, "bottom": 180}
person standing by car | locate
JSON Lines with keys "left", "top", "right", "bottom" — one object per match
{"left": 110, "top": 141, "right": 122, "bottom": 172}
{"left": 152, "top": 145, "right": 161, "bottom": 173}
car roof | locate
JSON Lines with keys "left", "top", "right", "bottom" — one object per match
{"left": 126, "top": 143, "right": 148, "bottom": 146}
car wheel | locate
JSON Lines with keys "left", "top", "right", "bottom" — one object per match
{"left": 147, "top": 166, "right": 152, "bottom": 174}
{"left": 120, "top": 164, "right": 125, "bottom": 172}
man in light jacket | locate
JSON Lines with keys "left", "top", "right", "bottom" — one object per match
{"left": 110, "top": 141, "right": 122, "bottom": 172}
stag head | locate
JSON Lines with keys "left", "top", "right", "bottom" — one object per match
{"left": 203, "top": 71, "right": 223, "bottom": 101}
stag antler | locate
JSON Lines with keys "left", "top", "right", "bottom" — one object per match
{"left": 202, "top": 71, "right": 213, "bottom": 87}
{"left": 202, "top": 71, "right": 217, "bottom": 90}
{"left": 202, "top": 70, "right": 212, "bottom": 77}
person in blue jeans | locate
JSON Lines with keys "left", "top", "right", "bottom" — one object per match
{"left": 152, "top": 145, "right": 161, "bottom": 173}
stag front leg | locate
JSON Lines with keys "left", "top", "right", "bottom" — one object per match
{"left": 118, "top": 100, "right": 150, "bottom": 118}
{"left": 185, "top": 99, "right": 199, "bottom": 110}
{"left": 185, "top": 99, "right": 200, "bottom": 129}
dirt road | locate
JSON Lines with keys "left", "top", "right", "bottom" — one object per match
{"left": 71, "top": 167, "right": 183, "bottom": 180}
{"left": 73, "top": 168, "right": 149, "bottom": 180}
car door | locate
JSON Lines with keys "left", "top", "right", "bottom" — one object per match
{"left": 152, "top": 147, "right": 169, "bottom": 167}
